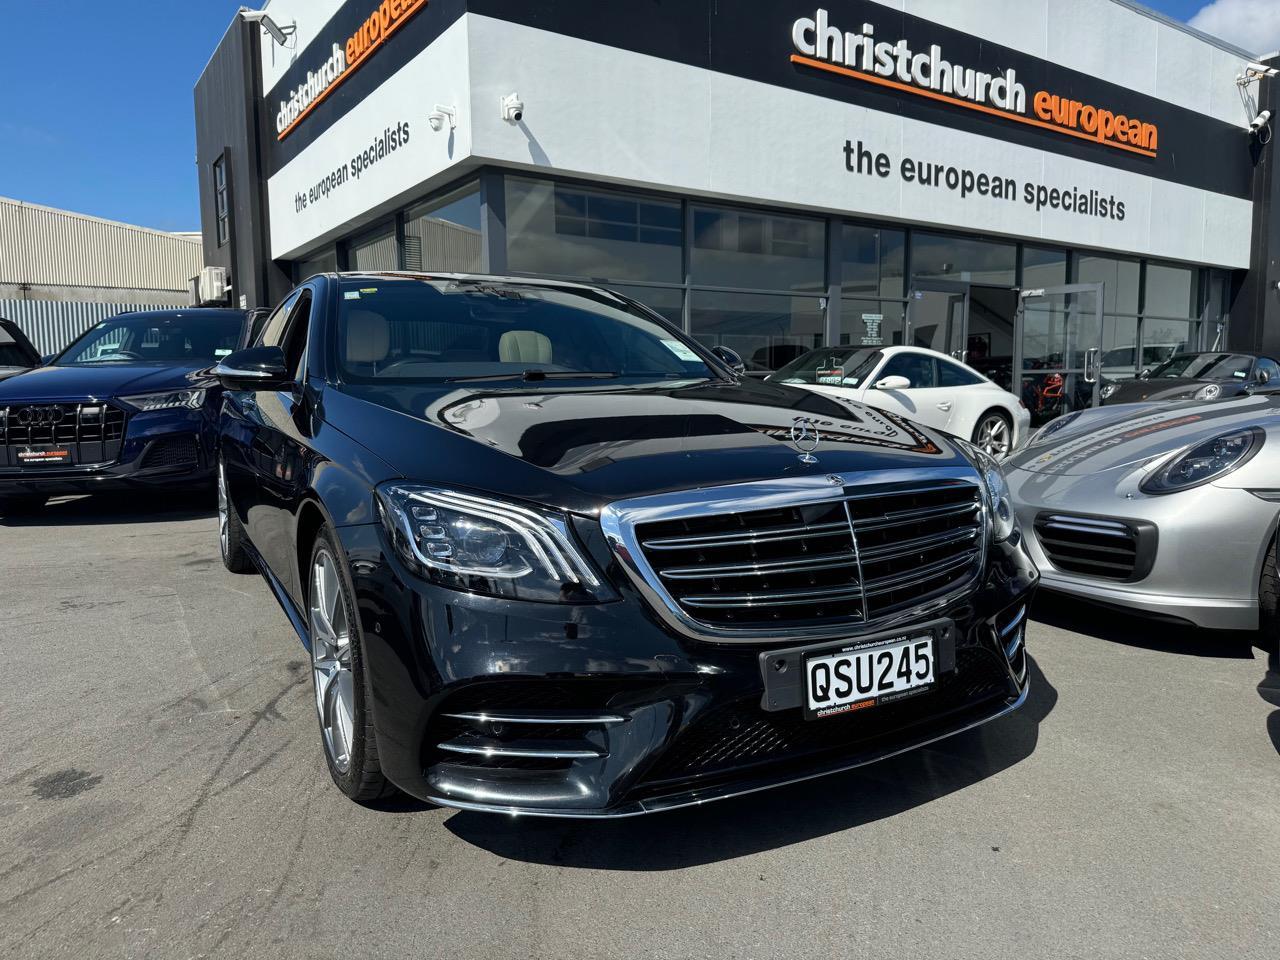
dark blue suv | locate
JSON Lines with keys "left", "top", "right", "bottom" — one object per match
{"left": 0, "top": 308, "right": 249, "bottom": 512}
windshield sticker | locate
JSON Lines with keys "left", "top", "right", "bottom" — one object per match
{"left": 360, "top": 287, "right": 378, "bottom": 294}
{"left": 662, "top": 339, "right": 701, "bottom": 362}
{"left": 343, "top": 291, "right": 361, "bottom": 300}
{"left": 816, "top": 367, "right": 844, "bottom": 385}
{"left": 215, "top": 349, "right": 232, "bottom": 358}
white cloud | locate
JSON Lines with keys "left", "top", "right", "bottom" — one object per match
{"left": 1188, "top": 0, "right": 1280, "bottom": 56}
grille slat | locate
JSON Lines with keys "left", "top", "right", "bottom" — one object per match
{"left": 0, "top": 403, "right": 126, "bottom": 468}
{"left": 636, "top": 480, "right": 984, "bottom": 630}
{"left": 1034, "top": 512, "right": 1148, "bottom": 581}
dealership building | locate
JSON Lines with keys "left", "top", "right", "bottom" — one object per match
{"left": 195, "top": 0, "right": 1280, "bottom": 406}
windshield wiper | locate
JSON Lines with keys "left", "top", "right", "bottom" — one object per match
{"left": 446, "top": 370, "right": 620, "bottom": 382}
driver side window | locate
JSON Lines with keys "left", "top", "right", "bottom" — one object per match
{"left": 281, "top": 292, "right": 313, "bottom": 381}
{"left": 879, "top": 353, "right": 937, "bottom": 388}
{"left": 255, "top": 291, "right": 302, "bottom": 349}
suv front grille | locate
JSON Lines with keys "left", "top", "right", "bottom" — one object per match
{"left": 1033, "top": 513, "right": 1155, "bottom": 582}
{"left": 0, "top": 403, "right": 127, "bottom": 468}
{"left": 635, "top": 480, "right": 984, "bottom": 630}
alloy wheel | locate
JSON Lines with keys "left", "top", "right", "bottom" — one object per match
{"left": 310, "top": 548, "right": 355, "bottom": 774}
{"left": 977, "top": 415, "right": 1011, "bottom": 459}
{"left": 217, "top": 460, "right": 230, "bottom": 559}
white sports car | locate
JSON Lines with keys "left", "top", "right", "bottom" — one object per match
{"left": 768, "top": 345, "right": 1031, "bottom": 458}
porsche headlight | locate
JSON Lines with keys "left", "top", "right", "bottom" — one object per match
{"left": 1194, "top": 383, "right": 1221, "bottom": 401}
{"left": 1099, "top": 383, "right": 1118, "bottom": 399}
{"left": 119, "top": 389, "right": 206, "bottom": 411}
{"left": 966, "top": 446, "right": 1016, "bottom": 542}
{"left": 1140, "top": 427, "right": 1263, "bottom": 495}
{"left": 374, "top": 483, "right": 615, "bottom": 603}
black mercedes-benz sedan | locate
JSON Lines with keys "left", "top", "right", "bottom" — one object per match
{"left": 214, "top": 272, "right": 1037, "bottom": 817}
{"left": 0, "top": 308, "right": 249, "bottom": 513}
{"left": 1098, "top": 350, "right": 1279, "bottom": 405}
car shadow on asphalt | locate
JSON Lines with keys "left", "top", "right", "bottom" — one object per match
{"left": 0, "top": 491, "right": 215, "bottom": 527}
{"left": 439, "top": 655, "right": 1056, "bottom": 869}
{"left": 1030, "top": 591, "right": 1259, "bottom": 659}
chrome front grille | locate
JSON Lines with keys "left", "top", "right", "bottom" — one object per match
{"left": 609, "top": 475, "right": 986, "bottom": 638}
{"left": 0, "top": 403, "right": 127, "bottom": 468}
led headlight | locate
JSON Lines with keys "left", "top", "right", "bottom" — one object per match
{"left": 1194, "top": 383, "right": 1221, "bottom": 401}
{"left": 1099, "top": 383, "right": 1118, "bottom": 399}
{"left": 964, "top": 445, "right": 1016, "bottom": 542}
{"left": 119, "top": 389, "right": 205, "bottom": 411}
{"left": 375, "top": 483, "right": 615, "bottom": 603}
{"left": 1140, "top": 427, "right": 1263, "bottom": 495}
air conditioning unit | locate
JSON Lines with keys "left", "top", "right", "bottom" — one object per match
{"left": 197, "top": 266, "right": 229, "bottom": 304}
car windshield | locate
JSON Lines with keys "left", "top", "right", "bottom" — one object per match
{"left": 0, "top": 325, "right": 35, "bottom": 368}
{"left": 769, "top": 347, "right": 882, "bottom": 386}
{"left": 1148, "top": 352, "right": 1254, "bottom": 380}
{"left": 56, "top": 314, "right": 243, "bottom": 365}
{"left": 335, "top": 278, "right": 717, "bottom": 384}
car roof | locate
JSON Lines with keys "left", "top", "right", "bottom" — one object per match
{"left": 879, "top": 344, "right": 965, "bottom": 362}
{"left": 316, "top": 271, "right": 622, "bottom": 296}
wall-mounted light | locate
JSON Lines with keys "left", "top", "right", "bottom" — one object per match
{"left": 239, "top": 9, "right": 296, "bottom": 47}
{"left": 428, "top": 105, "right": 457, "bottom": 132}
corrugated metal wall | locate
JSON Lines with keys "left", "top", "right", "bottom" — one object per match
{"left": 0, "top": 197, "right": 202, "bottom": 292}
{"left": 0, "top": 300, "right": 171, "bottom": 355}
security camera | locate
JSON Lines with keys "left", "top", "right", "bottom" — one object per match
{"left": 239, "top": 10, "right": 295, "bottom": 47}
{"left": 1250, "top": 109, "right": 1272, "bottom": 132}
{"left": 1245, "top": 61, "right": 1280, "bottom": 77}
{"left": 428, "top": 105, "right": 456, "bottom": 132}
{"left": 500, "top": 93, "right": 524, "bottom": 124}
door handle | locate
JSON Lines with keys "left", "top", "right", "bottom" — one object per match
{"left": 1084, "top": 347, "right": 1099, "bottom": 384}
{"left": 936, "top": 401, "right": 952, "bottom": 411}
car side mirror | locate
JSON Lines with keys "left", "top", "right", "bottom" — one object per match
{"left": 1259, "top": 369, "right": 1271, "bottom": 384}
{"left": 1139, "top": 367, "right": 1151, "bottom": 379}
{"left": 874, "top": 375, "right": 912, "bottom": 390}
{"left": 214, "top": 345, "right": 293, "bottom": 391}
{"left": 711, "top": 345, "right": 746, "bottom": 376}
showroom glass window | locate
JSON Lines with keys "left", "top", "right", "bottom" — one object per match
{"left": 1139, "top": 262, "right": 1201, "bottom": 368}
{"left": 689, "top": 205, "right": 826, "bottom": 373}
{"left": 404, "top": 183, "right": 482, "bottom": 273}
{"left": 348, "top": 225, "right": 398, "bottom": 272}
{"left": 506, "top": 177, "right": 682, "bottom": 283}
{"left": 841, "top": 223, "right": 906, "bottom": 350}
{"left": 910, "top": 232, "right": 1016, "bottom": 286}
{"left": 294, "top": 248, "right": 338, "bottom": 283}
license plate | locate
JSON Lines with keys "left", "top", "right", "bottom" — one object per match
{"left": 803, "top": 635, "right": 935, "bottom": 719}
{"left": 17, "top": 446, "right": 72, "bottom": 467}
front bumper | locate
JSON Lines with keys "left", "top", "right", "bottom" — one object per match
{"left": 337, "top": 524, "right": 1038, "bottom": 818}
{"left": 0, "top": 406, "right": 214, "bottom": 496}
{"left": 1011, "top": 480, "right": 1277, "bottom": 631}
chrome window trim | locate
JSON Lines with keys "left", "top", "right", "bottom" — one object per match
{"left": 599, "top": 465, "right": 988, "bottom": 644}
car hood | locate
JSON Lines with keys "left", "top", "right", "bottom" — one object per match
{"left": 1104, "top": 377, "right": 1239, "bottom": 403}
{"left": 0, "top": 363, "right": 212, "bottom": 403}
{"left": 0, "top": 366, "right": 34, "bottom": 383}
{"left": 1007, "top": 393, "right": 1280, "bottom": 478}
{"left": 325, "top": 377, "right": 975, "bottom": 514}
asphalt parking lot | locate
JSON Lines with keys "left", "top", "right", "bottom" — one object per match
{"left": 2, "top": 494, "right": 1278, "bottom": 960}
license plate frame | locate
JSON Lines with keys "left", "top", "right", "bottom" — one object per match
{"left": 758, "top": 618, "right": 956, "bottom": 714}
{"left": 801, "top": 634, "right": 935, "bottom": 720}
{"left": 17, "top": 445, "right": 73, "bottom": 468}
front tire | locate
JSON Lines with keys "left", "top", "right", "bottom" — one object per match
{"left": 217, "top": 458, "right": 253, "bottom": 573}
{"left": 972, "top": 410, "right": 1014, "bottom": 460}
{"left": 1259, "top": 536, "right": 1280, "bottom": 667}
{"left": 308, "top": 527, "right": 395, "bottom": 802}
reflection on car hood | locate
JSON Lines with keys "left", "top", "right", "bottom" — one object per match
{"left": 1104, "top": 377, "right": 1239, "bottom": 403}
{"left": 1007, "top": 394, "right": 1280, "bottom": 477}
{"left": 329, "top": 377, "right": 973, "bottom": 512}
{"left": 0, "top": 363, "right": 212, "bottom": 402}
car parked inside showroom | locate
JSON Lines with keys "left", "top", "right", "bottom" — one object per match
{"left": 0, "top": 317, "right": 41, "bottom": 382}
{"left": 213, "top": 271, "right": 1037, "bottom": 817}
{"left": 0, "top": 308, "right": 249, "bottom": 513}
{"left": 1005, "top": 394, "right": 1280, "bottom": 647}
{"left": 1098, "top": 350, "right": 1279, "bottom": 405}
{"left": 767, "top": 344, "right": 1030, "bottom": 459}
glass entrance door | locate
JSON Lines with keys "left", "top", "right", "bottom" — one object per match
{"left": 1017, "top": 284, "right": 1105, "bottom": 427}
{"left": 908, "top": 281, "right": 969, "bottom": 361}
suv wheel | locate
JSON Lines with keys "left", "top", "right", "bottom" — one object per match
{"left": 217, "top": 458, "right": 253, "bottom": 573}
{"left": 308, "top": 528, "right": 395, "bottom": 802}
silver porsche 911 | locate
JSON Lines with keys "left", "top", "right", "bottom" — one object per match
{"left": 1004, "top": 392, "right": 1280, "bottom": 638}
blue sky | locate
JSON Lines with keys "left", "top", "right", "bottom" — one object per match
{"left": 0, "top": 0, "right": 1264, "bottom": 234}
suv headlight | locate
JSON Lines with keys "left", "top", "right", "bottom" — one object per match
{"left": 119, "top": 389, "right": 206, "bottom": 411}
{"left": 374, "top": 483, "right": 615, "bottom": 603}
{"left": 1140, "top": 427, "right": 1263, "bottom": 495}
{"left": 966, "top": 445, "right": 1016, "bottom": 542}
